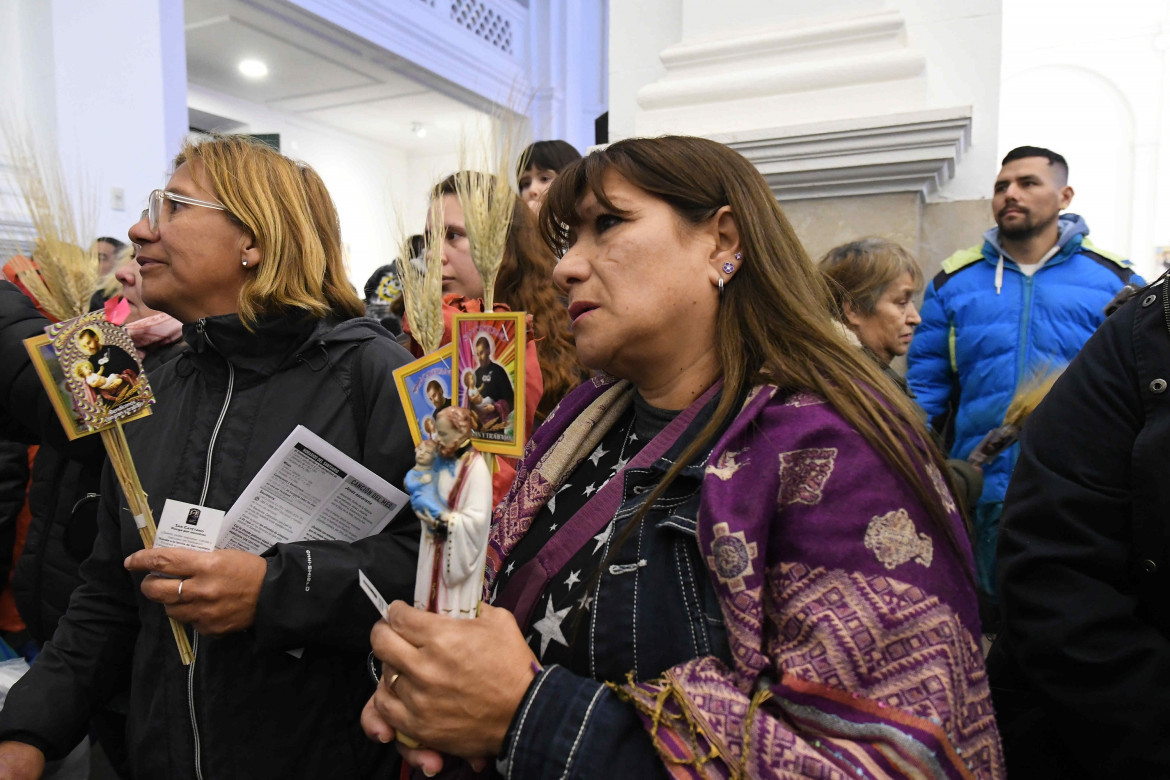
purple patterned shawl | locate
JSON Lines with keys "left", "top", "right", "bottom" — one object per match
{"left": 486, "top": 379, "right": 1004, "bottom": 779}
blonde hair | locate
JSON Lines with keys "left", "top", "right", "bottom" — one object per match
{"left": 818, "top": 238, "right": 923, "bottom": 320}
{"left": 174, "top": 135, "right": 363, "bottom": 327}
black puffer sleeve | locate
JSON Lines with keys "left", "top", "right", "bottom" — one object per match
{"left": 996, "top": 288, "right": 1170, "bottom": 775}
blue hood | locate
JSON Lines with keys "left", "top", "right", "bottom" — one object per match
{"left": 983, "top": 213, "right": 1089, "bottom": 266}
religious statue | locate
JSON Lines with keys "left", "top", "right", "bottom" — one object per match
{"left": 407, "top": 405, "right": 492, "bottom": 619}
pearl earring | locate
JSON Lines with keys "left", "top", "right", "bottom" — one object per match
{"left": 241, "top": 260, "right": 248, "bottom": 267}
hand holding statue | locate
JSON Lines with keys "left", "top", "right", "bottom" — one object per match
{"left": 360, "top": 601, "right": 538, "bottom": 766}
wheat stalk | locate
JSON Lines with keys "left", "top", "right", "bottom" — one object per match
{"left": 398, "top": 200, "right": 445, "bottom": 355}
{"left": 1003, "top": 368, "right": 1063, "bottom": 428}
{"left": 102, "top": 423, "right": 195, "bottom": 665}
{"left": 1, "top": 123, "right": 98, "bottom": 320}
{"left": 455, "top": 116, "right": 521, "bottom": 311}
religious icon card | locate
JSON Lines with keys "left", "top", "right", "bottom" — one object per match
{"left": 24, "top": 310, "right": 154, "bottom": 439}
{"left": 392, "top": 344, "right": 456, "bottom": 447}
{"left": 451, "top": 311, "right": 526, "bottom": 456}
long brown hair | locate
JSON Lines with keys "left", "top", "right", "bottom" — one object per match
{"left": 540, "top": 136, "right": 970, "bottom": 573}
{"left": 434, "top": 173, "right": 587, "bottom": 418}
{"left": 175, "top": 135, "right": 364, "bottom": 327}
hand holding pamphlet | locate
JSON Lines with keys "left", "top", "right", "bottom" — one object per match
{"left": 155, "top": 425, "right": 407, "bottom": 554}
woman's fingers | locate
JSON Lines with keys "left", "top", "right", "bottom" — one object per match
{"left": 385, "top": 600, "right": 448, "bottom": 646}
{"left": 360, "top": 695, "right": 395, "bottom": 744}
{"left": 396, "top": 744, "right": 445, "bottom": 777}
{"left": 131, "top": 550, "right": 266, "bottom": 635}
{"left": 365, "top": 601, "right": 538, "bottom": 758}
{"left": 370, "top": 616, "right": 423, "bottom": 674}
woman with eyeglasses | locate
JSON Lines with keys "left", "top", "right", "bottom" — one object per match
{"left": 0, "top": 135, "right": 420, "bottom": 780}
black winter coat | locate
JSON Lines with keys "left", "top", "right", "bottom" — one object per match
{"left": 0, "top": 312, "right": 420, "bottom": 780}
{"left": 0, "top": 281, "right": 106, "bottom": 642}
{"left": 989, "top": 272, "right": 1170, "bottom": 777}
{"left": 0, "top": 282, "right": 186, "bottom": 643}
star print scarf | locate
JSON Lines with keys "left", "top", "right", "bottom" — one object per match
{"left": 487, "top": 380, "right": 1004, "bottom": 778}
{"left": 488, "top": 376, "right": 721, "bottom": 632}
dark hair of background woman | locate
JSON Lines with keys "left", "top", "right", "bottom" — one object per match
{"left": 515, "top": 140, "right": 582, "bottom": 179}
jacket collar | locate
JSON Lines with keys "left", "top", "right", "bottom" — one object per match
{"left": 981, "top": 212, "right": 1089, "bottom": 270}
{"left": 181, "top": 311, "right": 329, "bottom": 382}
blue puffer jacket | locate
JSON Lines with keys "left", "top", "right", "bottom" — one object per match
{"left": 907, "top": 213, "right": 1141, "bottom": 595}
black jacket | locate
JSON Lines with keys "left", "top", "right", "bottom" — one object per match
{"left": 0, "top": 282, "right": 187, "bottom": 643}
{"left": 0, "top": 312, "right": 420, "bottom": 780}
{"left": 989, "top": 272, "right": 1170, "bottom": 777}
{"left": 0, "top": 282, "right": 106, "bottom": 642}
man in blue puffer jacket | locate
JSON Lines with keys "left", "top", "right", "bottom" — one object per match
{"left": 908, "top": 146, "right": 1142, "bottom": 612}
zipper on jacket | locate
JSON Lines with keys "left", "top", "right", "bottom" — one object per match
{"left": 1015, "top": 276, "right": 1035, "bottom": 388}
{"left": 187, "top": 319, "right": 235, "bottom": 780}
{"left": 1010, "top": 275, "right": 1036, "bottom": 479}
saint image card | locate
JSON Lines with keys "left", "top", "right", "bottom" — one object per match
{"left": 392, "top": 344, "right": 456, "bottom": 446}
{"left": 24, "top": 311, "right": 154, "bottom": 439}
{"left": 451, "top": 311, "right": 526, "bottom": 457}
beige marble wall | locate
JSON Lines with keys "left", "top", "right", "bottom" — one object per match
{"left": 779, "top": 192, "right": 996, "bottom": 379}
{"left": 779, "top": 192, "right": 994, "bottom": 275}
{"left": 780, "top": 192, "right": 922, "bottom": 265}
{"left": 919, "top": 198, "right": 995, "bottom": 273}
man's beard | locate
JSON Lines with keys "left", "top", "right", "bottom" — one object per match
{"left": 997, "top": 208, "right": 1057, "bottom": 241}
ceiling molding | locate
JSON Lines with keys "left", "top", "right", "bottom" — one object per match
{"left": 639, "top": 10, "right": 923, "bottom": 113}
{"left": 710, "top": 107, "right": 973, "bottom": 200}
{"left": 284, "top": 0, "right": 532, "bottom": 107}
{"left": 267, "top": 83, "right": 430, "bottom": 113}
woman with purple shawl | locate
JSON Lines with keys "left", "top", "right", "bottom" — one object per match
{"left": 362, "top": 136, "right": 1004, "bottom": 779}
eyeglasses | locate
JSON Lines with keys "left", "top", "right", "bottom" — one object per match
{"left": 142, "top": 189, "right": 227, "bottom": 233}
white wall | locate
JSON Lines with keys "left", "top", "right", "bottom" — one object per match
{"left": 527, "top": 0, "right": 609, "bottom": 152}
{"left": 187, "top": 84, "right": 415, "bottom": 290}
{"left": 608, "top": 0, "right": 681, "bottom": 141}
{"left": 608, "top": 0, "right": 1001, "bottom": 202}
{"left": 999, "top": 0, "right": 1170, "bottom": 279}
{"left": 0, "top": 0, "right": 187, "bottom": 246}
{"left": 901, "top": 0, "right": 1002, "bottom": 201}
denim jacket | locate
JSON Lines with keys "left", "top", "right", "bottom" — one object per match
{"left": 489, "top": 378, "right": 732, "bottom": 778}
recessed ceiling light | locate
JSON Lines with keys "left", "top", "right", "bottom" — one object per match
{"left": 238, "top": 59, "right": 269, "bottom": 79}
{"left": 411, "top": 122, "right": 427, "bottom": 138}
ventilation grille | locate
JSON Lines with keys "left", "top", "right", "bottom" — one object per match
{"left": 449, "top": 0, "right": 513, "bottom": 54}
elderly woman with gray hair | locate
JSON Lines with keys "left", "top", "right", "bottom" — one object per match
{"left": 820, "top": 237, "right": 983, "bottom": 516}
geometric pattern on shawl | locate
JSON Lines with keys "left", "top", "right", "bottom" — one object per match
{"left": 614, "top": 564, "right": 1002, "bottom": 778}
{"left": 777, "top": 448, "right": 837, "bottom": 506}
{"left": 614, "top": 384, "right": 1005, "bottom": 778}
{"left": 768, "top": 563, "right": 1001, "bottom": 777}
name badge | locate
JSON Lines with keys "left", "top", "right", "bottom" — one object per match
{"left": 154, "top": 499, "right": 225, "bottom": 552}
